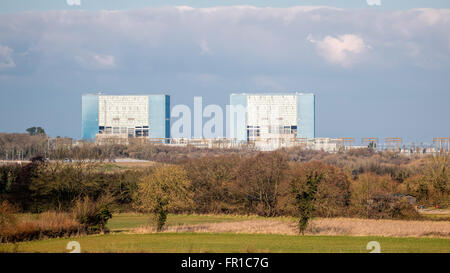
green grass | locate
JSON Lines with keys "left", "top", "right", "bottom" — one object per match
{"left": 421, "top": 214, "right": 450, "bottom": 221}
{"left": 1, "top": 233, "right": 449, "bottom": 253}
{"left": 2, "top": 213, "right": 449, "bottom": 253}
{"left": 94, "top": 163, "right": 127, "bottom": 172}
{"left": 107, "top": 213, "right": 264, "bottom": 231}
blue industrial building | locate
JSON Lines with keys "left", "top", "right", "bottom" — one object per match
{"left": 229, "top": 92, "right": 315, "bottom": 143}
{"left": 81, "top": 94, "right": 170, "bottom": 141}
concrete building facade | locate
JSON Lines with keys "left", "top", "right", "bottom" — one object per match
{"left": 82, "top": 94, "right": 170, "bottom": 141}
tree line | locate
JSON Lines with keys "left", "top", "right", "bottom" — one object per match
{"left": 1, "top": 151, "right": 447, "bottom": 220}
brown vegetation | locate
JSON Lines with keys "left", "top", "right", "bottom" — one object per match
{"left": 132, "top": 218, "right": 450, "bottom": 238}
{"left": 0, "top": 200, "right": 83, "bottom": 243}
{"left": 0, "top": 198, "right": 113, "bottom": 243}
{"left": 279, "top": 161, "right": 351, "bottom": 218}
{"left": 236, "top": 152, "right": 288, "bottom": 216}
{"left": 1, "top": 139, "right": 448, "bottom": 232}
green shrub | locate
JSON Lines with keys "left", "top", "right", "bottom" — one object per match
{"left": 134, "top": 165, "right": 192, "bottom": 232}
{"left": 290, "top": 171, "right": 322, "bottom": 234}
{"left": 72, "top": 195, "right": 114, "bottom": 232}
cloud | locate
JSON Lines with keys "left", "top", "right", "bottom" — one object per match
{"left": 0, "top": 44, "right": 16, "bottom": 69}
{"left": 0, "top": 6, "right": 449, "bottom": 75}
{"left": 307, "top": 34, "right": 370, "bottom": 67}
{"left": 93, "top": 54, "right": 115, "bottom": 67}
{"left": 74, "top": 53, "right": 115, "bottom": 70}
{"left": 416, "top": 8, "right": 450, "bottom": 26}
{"left": 175, "top": 6, "right": 194, "bottom": 12}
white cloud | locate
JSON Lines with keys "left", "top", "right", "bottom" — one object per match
{"left": 0, "top": 5, "right": 449, "bottom": 74}
{"left": 93, "top": 54, "right": 115, "bottom": 67}
{"left": 307, "top": 34, "right": 370, "bottom": 67}
{"left": 175, "top": 6, "right": 194, "bottom": 12}
{"left": 75, "top": 53, "right": 115, "bottom": 70}
{"left": 415, "top": 8, "right": 450, "bottom": 26}
{"left": 0, "top": 44, "right": 16, "bottom": 69}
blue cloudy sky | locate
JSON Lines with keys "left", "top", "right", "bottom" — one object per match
{"left": 0, "top": 0, "right": 449, "bottom": 143}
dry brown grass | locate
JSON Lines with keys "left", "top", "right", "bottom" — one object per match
{"left": 1, "top": 211, "right": 83, "bottom": 243}
{"left": 132, "top": 218, "right": 450, "bottom": 238}
{"left": 18, "top": 211, "right": 80, "bottom": 231}
{"left": 306, "top": 218, "right": 450, "bottom": 237}
{"left": 419, "top": 209, "right": 450, "bottom": 215}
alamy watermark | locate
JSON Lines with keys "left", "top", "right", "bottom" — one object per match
{"left": 366, "top": 241, "right": 381, "bottom": 253}
{"left": 66, "top": 0, "right": 81, "bottom": 6}
{"left": 170, "top": 96, "right": 282, "bottom": 140}
{"left": 66, "top": 241, "right": 81, "bottom": 253}
{"left": 366, "top": 0, "right": 381, "bottom": 6}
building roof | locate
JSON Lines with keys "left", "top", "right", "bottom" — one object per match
{"left": 230, "top": 92, "right": 314, "bottom": 96}
{"left": 82, "top": 93, "right": 170, "bottom": 96}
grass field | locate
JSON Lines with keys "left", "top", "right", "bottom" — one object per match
{"left": 107, "top": 213, "right": 264, "bottom": 232}
{"left": 1, "top": 233, "right": 449, "bottom": 253}
{"left": 1, "top": 213, "right": 449, "bottom": 253}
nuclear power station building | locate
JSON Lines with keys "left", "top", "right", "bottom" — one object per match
{"left": 81, "top": 92, "right": 315, "bottom": 150}
{"left": 82, "top": 94, "right": 170, "bottom": 142}
{"left": 229, "top": 92, "right": 315, "bottom": 150}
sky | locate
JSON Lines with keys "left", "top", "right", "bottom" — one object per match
{"left": 0, "top": 1, "right": 449, "bottom": 143}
